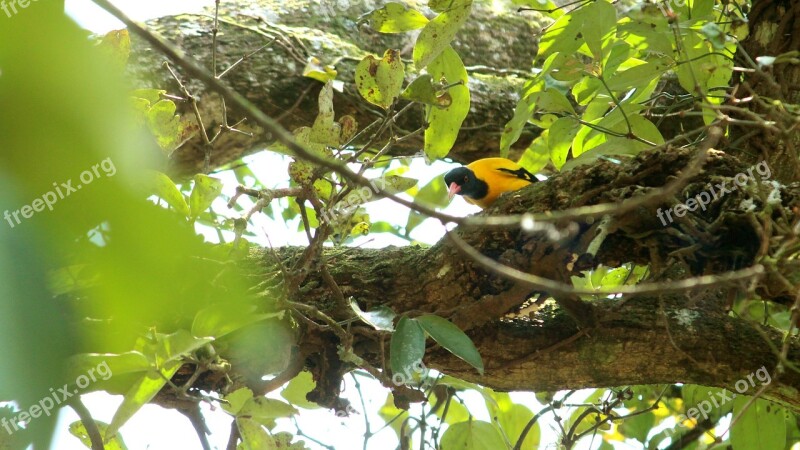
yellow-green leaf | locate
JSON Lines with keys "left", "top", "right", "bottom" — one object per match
{"left": 355, "top": 50, "right": 405, "bottom": 109}
{"left": 189, "top": 174, "right": 223, "bottom": 218}
{"left": 69, "top": 420, "right": 128, "bottom": 450}
{"left": 440, "top": 420, "right": 506, "bottom": 449}
{"left": 145, "top": 99, "right": 185, "bottom": 152}
{"left": 359, "top": 2, "right": 429, "bottom": 33}
{"left": 400, "top": 74, "right": 453, "bottom": 107}
{"left": 390, "top": 316, "right": 426, "bottom": 377}
{"left": 237, "top": 417, "right": 275, "bottom": 450}
{"left": 417, "top": 314, "right": 483, "bottom": 375}
{"left": 106, "top": 361, "right": 181, "bottom": 440}
{"left": 150, "top": 171, "right": 190, "bottom": 217}
{"left": 97, "top": 29, "right": 130, "bottom": 71}
{"left": 281, "top": 371, "right": 320, "bottom": 410}
{"left": 413, "top": 1, "right": 472, "bottom": 69}
{"left": 424, "top": 46, "right": 469, "bottom": 160}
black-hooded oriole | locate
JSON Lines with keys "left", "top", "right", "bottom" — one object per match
{"left": 444, "top": 157, "right": 538, "bottom": 209}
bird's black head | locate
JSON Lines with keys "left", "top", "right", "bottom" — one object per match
{"left": 444, "top": 167, "right": 488, "bottom": 200}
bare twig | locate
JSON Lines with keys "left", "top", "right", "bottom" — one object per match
{"left": 69, "top": 397, "right": 104, "bottom": 450}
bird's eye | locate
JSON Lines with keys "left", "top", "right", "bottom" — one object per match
{"left": 463, "top": 175, "right": 468, "bottom": 183}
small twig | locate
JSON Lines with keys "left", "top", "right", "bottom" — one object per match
{"left": 226, "top": 420, "right": 240, "bottom": 450}
{"left": 90, "top": 0, "right": 460, "bottom": 224}
{"left": 70, "top": 396, "right": 104, "bottom": 450}
{"left": 179, "top": 404, "right": 212, "bottom": 450}
{"left": 446, "top": 230, "right": 764, "bottom": 297}
{"left": 513, "top": 404, "right": 554, "bottom": 450}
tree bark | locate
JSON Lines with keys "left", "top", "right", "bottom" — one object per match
{"left": 127, "top": 0, "right": 544, "bottom": 177}
{"left": 244, "top": 145, "right": 800, "bottom": 413}
{"left": 123, "top": 0, "right": 800, "bottom": 414}
{"left": 729, "top": 0, "right": 800, "bottom": 184}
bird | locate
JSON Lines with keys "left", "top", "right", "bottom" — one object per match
{"left": 444, "top": 157, "right": 538, "bottom": 209}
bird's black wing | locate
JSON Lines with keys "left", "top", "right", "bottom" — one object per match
{"left": 496, "top": 167, "right": 538, "bottom": 183}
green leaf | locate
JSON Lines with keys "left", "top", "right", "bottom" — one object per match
{"left": 69, "top": 420, "right": 128, "bottom": 450}
{"left": 378, "top": 393, "right": 410, "bottom": 439}
{"left": 106, "top": 361, "right": 181, "bottom": 440}
{"left": 401, "top": 74, "right": 453, "bottom": 107}
{"left": 355, "top": 50, "right": 405, "bottom": 109}
{"left": 192, "top": 303, "right": 279, "bottom": 339}
{"left": 519, "top": 134, "right": 551, "bottom": 174}
{"left": 604, "top": 42, "right": 631, "bottom": 75}
{"left": 97, "top": 29, "right": 130, "bottom": 70}
{"left": 226, "top": 320, "right": 296, "bottom": 377}
{"left": 691, "top": 0, "right": 715, "bottom": 19}
{"left": 604, "top": 59, "right": 671, "bottom": 92}
{"left": 580, "top": 0, "right": 616, "bottom": 60}
{"left": 431, "top": 391, "right": 470, "bottom": 425}
{"left": 413, "top": 175, "right": 450, "bottom": 208}
{"left": 145, "top": 99, "right": 186, "bottom": 153}
{"left": 374, "top": 175, "right": 418, "bottom": 195}
{"left": 534, "top": 88, "right": 576, "bottom": 115}
{"left": 350, "top": 299, "right": 396, "bottom": 331}
{"left": 440, "top": 420, "right": 506, "bottom": 449}
{"left": 281, "top": 371, "right": 320, "bottom": 410}
{"left": 223, "top": 388, "right": 254, "bottom": 416}
{"left": 700, "top": 22, "right": 727, "bottom": 49}
{"left": 416, "top": 314, "right": 483, "bottom": 375}
{"left": 390, "top": 316, "right": 426, "bottom": 377}
{"left": 562, "top": 137, "right": 641, "bottom": 171}
{"left": 359, "top": 2, "right": 429, "bottom": 33}
{"left": 548, "top": 117, "right": 580, "bottom": 170}
{"left": 68, "top": 352, "right": 149, "bottom": 380}
{"left": 500, "top": 91, "right": 537, "bottom": 158}
{"left": 424, "top": 46, "right": 470, "bottom": 160}
{"left": 149, "top": 171, "right": 190, "bottom": 217}
{"left": 536, "top": 11, "right": 584, "bottom": 60}
{"left": 154, "top": 330, "right": 213, "bottom": 367}
{"left": 438, "top": 375, "right": 498, "bottom": 409}
{"left": 240, "top": 397, "right": 298, "bottom": 424}
{"left": 682, "top": 385, "right": 733, "bottom": 420}
{"left": 237, "top": 417, "right": 275, "bottom": 450}
{"left": 189, "top": 174, "right": 223, "bottom": 218}
{"left": 486, "top": 392, "right": 540, "bottom": 449}
{"left": 130, "top": 88, "right": 165, "bottom": 104}
{"left": 617, "top": 409, "right": 654, "bottom": 443}
{"left": 413, "top": 0, "right": 472, "bottom": 69}
{"left": 730, "top": 397, "right": 787, "bottom": 450}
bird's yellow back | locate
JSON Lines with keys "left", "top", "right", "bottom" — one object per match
{"left": 465, "top": 158, "right": 535, "bottom": 208}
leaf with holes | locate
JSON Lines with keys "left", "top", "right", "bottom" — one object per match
{"left": 355, "top": 50, "right": 405, "bottom": 109}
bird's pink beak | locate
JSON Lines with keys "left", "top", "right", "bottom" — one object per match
{"left": 447, "top": 182, "right": 461, "bottom": 200}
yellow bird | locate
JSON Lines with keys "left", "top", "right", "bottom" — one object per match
{"left": 444, "top": 157, "right": 538, "bottom": 209}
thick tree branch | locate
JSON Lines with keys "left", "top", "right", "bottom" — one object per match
{"left": 241, "top": 144, "right": 800, "bottom": 412}
{"left": 124, "top": 1, "right": 543, "bottom": 177}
